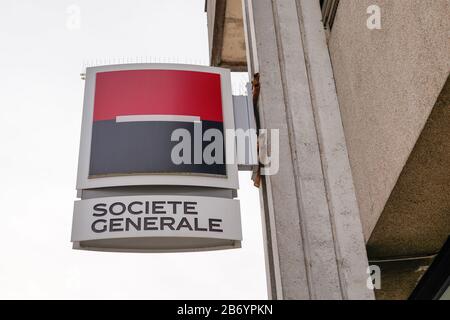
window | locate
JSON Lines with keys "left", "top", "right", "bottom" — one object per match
{"left": 320, "top": 0, "right": 340, "bottom": 30}
{"left": 410, "top": 237, "right": 450, "bottom": 300}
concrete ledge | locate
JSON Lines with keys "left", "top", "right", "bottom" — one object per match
{"left": 206, "top": 0, "right": 247, "bottom": 71}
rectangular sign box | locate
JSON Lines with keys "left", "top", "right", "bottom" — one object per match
{"left": 73, "top": 63, "right": 242, "bottom": 253}
{"left": 76, "top": 64, "right": 239, "bottom": 191}
{"left": 72, "top": 195, "right": 242, "bottom": 252}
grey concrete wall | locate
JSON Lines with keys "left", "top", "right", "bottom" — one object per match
{"left": 328, "top": 0, "right": 450, "bottom": 240}
{"left": 243, "top": 0, "right": 373, "bottom": 299}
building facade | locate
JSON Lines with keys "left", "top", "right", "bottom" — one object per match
{"left": 205, "top": 0, "right": 450, "bottom": 299}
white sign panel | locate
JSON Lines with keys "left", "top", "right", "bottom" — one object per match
{"left": 72, "top": 195, "right": 242, "bottom": 252}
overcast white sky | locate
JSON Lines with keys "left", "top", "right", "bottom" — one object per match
{"left": 0, "top": 0, "right": 267, "bottom": 299}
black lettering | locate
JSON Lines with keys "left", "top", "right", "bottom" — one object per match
{"left": 128, "top": 201, "right": 143, "bottom": 215}
{"left": 176, "top": 217, "right": 193, "bottom": 231}
{"left": 209, "top": 219, "right": 223, "bottom": 232}
{"left": 152, "top": 201, "right": 166, "bottom": 214}
{"left": 109, "top": 202, "right": 126, "bottom": 216}
{"left": 184, "top": 202, "right": 198, "bottom": 215}
{"left": 160, "top": 217, "right": 176, "bottom": 231}
{"left": 144, "top": 217, "right": 158, "bottom": 230}
{"left": 125, "top": 217, "right": 142, "bottom": 231}
{"left": 167, "top": 201, "right": 182, "bottom": 214}
{"left": 91, "top": 219, "right": 107, "bottom": 233}
{"left": 93, "top": 203, "right": 107, "bottom": 217}
{"left": 109, "top": 218, "right": 124, "bottom": 232}
{"left": 193, "top": 218, "right": 208, "bottom": 232}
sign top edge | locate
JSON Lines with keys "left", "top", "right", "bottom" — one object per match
{"left": 85, "top": 63, "right": 232, "bottom": 76}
